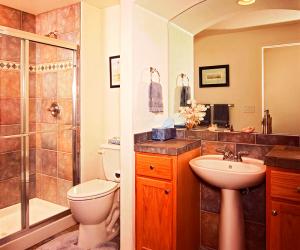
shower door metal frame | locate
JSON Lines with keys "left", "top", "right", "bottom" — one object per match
{"left": 0, "top": 25, "right": 80, "bottom": 245}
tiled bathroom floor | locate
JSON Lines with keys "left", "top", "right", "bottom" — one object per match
{"left": 0, "top": 198, "right": 68, "bottom": 239}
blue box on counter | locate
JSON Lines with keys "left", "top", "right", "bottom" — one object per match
{"left": 152, "top": 128, "right": 176, "bottom": 141}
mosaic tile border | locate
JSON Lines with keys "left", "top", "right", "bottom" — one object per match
{"left": 0, "top": 60, "right": 73, "bottom": 73}
{"left": 35, "top": 61, "right": 73, "bottom": 73}
{"left": 0, "top": 60, "right": 21, "bottom": 71}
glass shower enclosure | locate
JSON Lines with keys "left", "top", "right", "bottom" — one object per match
{"left": 0, "top": 25, "right": 79, "bottom": 243}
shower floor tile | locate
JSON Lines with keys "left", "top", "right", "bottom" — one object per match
{"left": 0, "top": 198, "right": 68, "bottom": 239}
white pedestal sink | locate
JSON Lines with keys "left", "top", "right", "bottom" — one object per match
{"left": 189, "top": 155, "right": 266, "bottom": 250}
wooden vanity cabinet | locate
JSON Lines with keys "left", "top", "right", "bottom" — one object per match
{"left": 135, "top": 148, "right": 200, "bottom": 250}
{"left": 266, "top": 167, "right": 300, "bottom": 250}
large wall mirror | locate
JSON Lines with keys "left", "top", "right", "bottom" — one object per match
{"left": 168, "top": 0, "right": 300, "bottom": 135}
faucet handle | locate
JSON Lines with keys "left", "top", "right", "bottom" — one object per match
{"left": 237, "top": 151, "right": 249, "bottom": 161}
{"left": 216, "top": 147, "right": 234, "bottom": 160}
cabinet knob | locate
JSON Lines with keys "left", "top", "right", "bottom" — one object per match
{"left": 272, "top": 210, "right": 278, "bottom": 216}
{"left": 164, "top": 189, "right": 171, "bottom": 195}
{"left": 149, "top": 165, "right": 154, "bottom": 170}
{"left": 297, "top": 186, "right": 300, "bottom": 193}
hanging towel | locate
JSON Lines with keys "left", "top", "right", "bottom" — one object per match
{"left": 213, "top": 104, "right": 229, "bottom": 128}
{"left": 201, "top": 105, "right": 211, "bottom": 126}
{"left": 180, "top": 86, "right": 191, "bottom": 107}
{"left": 174, "top": 86, "right": 182, "bottom": 112}
{"left": 149, "top": 81, "right": 163, "bottom": 113}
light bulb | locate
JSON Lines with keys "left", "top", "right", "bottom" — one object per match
{"left": 238, "top": 0, "right": 256, "bottom": 6}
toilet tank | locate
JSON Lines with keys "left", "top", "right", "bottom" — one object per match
{"left": 99, "top": 144, "right": 120, "bottom": 182}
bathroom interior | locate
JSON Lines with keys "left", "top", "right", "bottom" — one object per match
{"left": 0, "top": 0, "right": 299, "bottom": 249}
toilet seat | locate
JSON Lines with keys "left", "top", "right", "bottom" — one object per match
{"left": 67, "top": 179, "right": 119, "bottom": 201}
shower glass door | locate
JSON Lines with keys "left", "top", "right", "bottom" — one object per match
{"left": 28, "top": 41, "right": 76, "bottom": 226}
{"left": 0, "top": 34, "right": 23, "bottom": 239}
{"left": 0, "top": 28, "right": 78, "bottom": 243}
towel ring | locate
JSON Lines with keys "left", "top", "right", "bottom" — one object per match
{"left": 176, "top": 73, "right": 189, "bottom": 87}
{"left": 150, "top": 67, "right": 160, "bottom": 83}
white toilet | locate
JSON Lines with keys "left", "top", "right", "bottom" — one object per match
{"left": 67, "top": 143, "right": 120, "bottom": 249}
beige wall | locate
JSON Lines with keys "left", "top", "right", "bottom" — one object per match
{"left": 194, "top": 22, "right": 300, "bottom": 131}
{"left": 81, "top": 2, "right": 105, "bottom": 181}
{"left": 80, "top": 2, "right": 120, "bottom": 182}
{"left": 264, "top": 44, "right": 300, "bottom": 134}
{"left": 101, "top": 5, "right": 121, "bottom": 141}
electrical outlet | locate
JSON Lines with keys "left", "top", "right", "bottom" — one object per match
{"left": 243, "top": 105, "right": 255, "bottom": 113}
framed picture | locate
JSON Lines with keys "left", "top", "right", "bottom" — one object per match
{"left": 109, "top": 55, "right": 120, "bottom": 88}
{"left": 199, "top": 64, "right": 229, "bottom": 88}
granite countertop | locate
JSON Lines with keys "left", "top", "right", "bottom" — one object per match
{"left": 134, "top": 139, "right": 201, "bottom": 156}
{"left": 265, "top": 145, "right": 300, "bottom": 170}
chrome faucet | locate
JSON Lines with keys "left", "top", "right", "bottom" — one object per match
{"left": 216, "top": 148, "right": 249, "bottom": 162}
{"left": 216, "top": 148, "right": 235, "bottom": 161}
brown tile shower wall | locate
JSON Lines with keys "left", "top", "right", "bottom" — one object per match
{"left": 0, "top": 3, "right": 80, "bottom": 208}
{"left": 177, "top": 130, "right": 300, "bottom": 250}
{"left": 0, "top": 4, "right": 36, "bottom": 209}
{"left": 34, "top": 3, "right": 80, "bottom": 207}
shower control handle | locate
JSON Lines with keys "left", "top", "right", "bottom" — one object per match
{"left": 48, "top": 102, "right": 60, "bottom": 117}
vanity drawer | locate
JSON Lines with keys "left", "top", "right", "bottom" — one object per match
{"left": 271, "top": 170, "right": 300, "bottom": 202}
{"left": 136, "top": 153, "right": 173, "bottom": 180}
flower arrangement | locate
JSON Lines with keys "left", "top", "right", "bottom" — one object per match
{"left": 179, "top": 100, "right": 207, "bottom": 129}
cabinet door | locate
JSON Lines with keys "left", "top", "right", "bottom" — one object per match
{"left": 269, "top": 201, "right": 300, "bottom": 250}
{"left": 136, "top": 177, "right": 173, "bottom": 250}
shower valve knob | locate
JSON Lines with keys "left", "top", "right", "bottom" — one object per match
{"left": 48, "top": 102, "right": 60, "bottom": 117}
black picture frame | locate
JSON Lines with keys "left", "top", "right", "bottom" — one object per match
{"left": 109, "top": 55, "right": 120, "bottom": 88}
{"left": 199, "top": 64, "right": 229, "bottom": 88}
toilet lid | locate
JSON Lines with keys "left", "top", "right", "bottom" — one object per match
{"left": 67, "top": 179, "right": 119, "bottom": 201}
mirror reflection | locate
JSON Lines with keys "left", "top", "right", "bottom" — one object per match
{"left": 168, "top": 0, "right": 300, "bottom": 135}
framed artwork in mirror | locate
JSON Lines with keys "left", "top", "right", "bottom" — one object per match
{"left": 199, "top": 64, "right": 229, "bottom": 88}
{"left": 109, "top": 55, "right": 120, "bottom": 88}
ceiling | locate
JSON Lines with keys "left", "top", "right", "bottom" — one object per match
{"left": 0, "top": 0, "right": 119, "bottom": 15}
{"left": 135, "top": 0, "right": 201, "bottom": 20}
{"left": 135, "top": 0, "right": 300, "bottom": 35}
{"left": 84, "top": 0, "right": 119, "bottom": 10}
{"left": 209, "top": 9, "right": 300, "bottom": 30}
{"left": 0, "top": 0, "right": 80, "bottom": 14}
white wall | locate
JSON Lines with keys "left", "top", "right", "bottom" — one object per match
{"left": 120, "top": 0, "right": 135, "bottom": 249}
{"left": 133, "top": 5, "right": 169, "bottom": 133}
{"left": 168, "top": 23, "right": 194, "bottom": 116}
{"left": 119, "top": 2, "right": 170, "bottom": 249}
{"left": 80, "top": 2, "right": 120, "bottom": 181}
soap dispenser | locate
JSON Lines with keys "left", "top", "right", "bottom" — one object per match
{"left": 262, "top": 110, "right": 272, "bottom": 134}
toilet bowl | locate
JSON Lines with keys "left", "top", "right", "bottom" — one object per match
{"left": 67, "top": 144, "right": 120, "bottom": 249}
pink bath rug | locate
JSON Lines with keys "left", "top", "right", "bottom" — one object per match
{"left": 36, "top": 230, "right": 119, "bottom": 250}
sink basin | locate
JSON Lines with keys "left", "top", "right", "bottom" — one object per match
{"left": 189, "top": 154, "right": 266, "bottom": 189}
{"left": 189, "top": 154, "right": 266, "bottom": 250}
